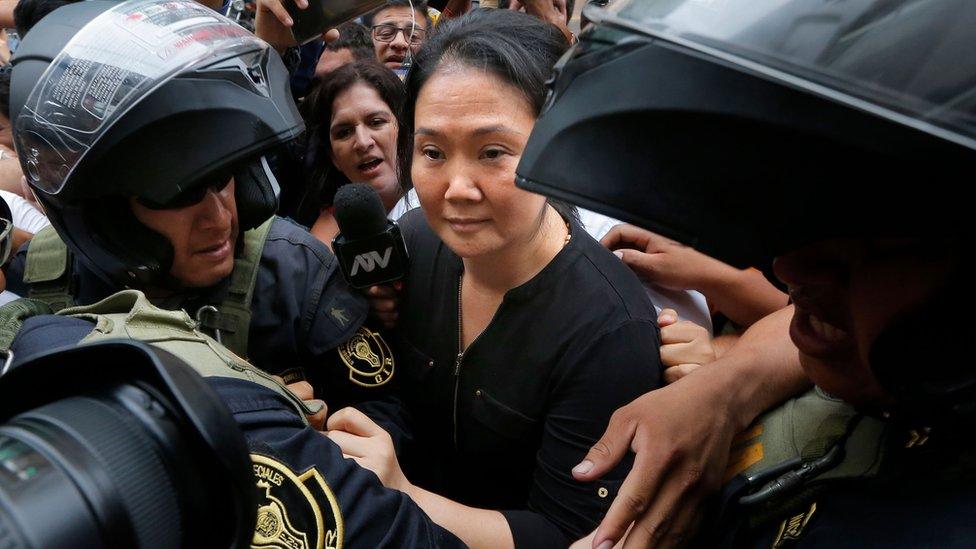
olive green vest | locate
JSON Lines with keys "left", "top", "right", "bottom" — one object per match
{"left": 719, "top": 387, "right": 890, "bottom": 537}
{"left": 0, "top": 289, "right": 319, "bottom": 424}
{"left": 21, "top": 218, "right": 274, "bottom": 359}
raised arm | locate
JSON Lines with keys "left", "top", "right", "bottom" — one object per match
{"left": 573, "top": 306, "right": 808, "bottom": 548}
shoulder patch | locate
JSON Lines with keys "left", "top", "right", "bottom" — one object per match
{"left": 772, "top": 502, "right": 817, "bottom": 548}
{"left": 251, "top": 453, "right": 344, "bottom": 549}
{"left": 338, "top": 326, "right": 394, "bottom": 387}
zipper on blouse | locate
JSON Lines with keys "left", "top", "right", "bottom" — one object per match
{"left": 453, "top": 274, "right": 464, "bottom": 450}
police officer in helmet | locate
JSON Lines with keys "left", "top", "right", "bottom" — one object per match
{"left": 1, "top": 2, "right": 462, "bottom": 546}
{"left": 518, "top": 0, "right": 976, "bottom": 545}
{"left": 5, "top": 0, "right": 390, "bottom": 409}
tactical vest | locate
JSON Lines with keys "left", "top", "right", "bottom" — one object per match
{"left": 0, "top": 289, "right": 319, "bottom": 425}
{"left": 707, "top": 388, "right": 889, "bottom": 545}
{"left": 22, "top": 218, "right": 274, "bottom": 358}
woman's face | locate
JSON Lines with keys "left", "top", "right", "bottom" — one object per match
{"left": 329, "top": 82, "right": 401, "bottom": 209}
{"left": 412, "top": 66, "right": 547, "bottom": 259}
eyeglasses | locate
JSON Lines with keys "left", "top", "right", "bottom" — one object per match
{"left": 371, "top": 24, "right": 426, "bottom": 45}
{"left": 136, "top": 174, "right": 233, "bottom": 210}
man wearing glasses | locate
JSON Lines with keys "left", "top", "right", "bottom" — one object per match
{"left": 364, "top": 0, "right": 431, "bottom": 70}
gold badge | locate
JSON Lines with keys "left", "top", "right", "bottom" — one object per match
{"left": 772, "top": 502, "right": 817, "bottom": 548}
{"left": 338, "top": 327, "right": 394, "bottom": 387}
{"left": 251, "top": 454, "right": 343, "bottom": 549}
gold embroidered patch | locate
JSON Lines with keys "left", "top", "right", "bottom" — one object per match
{"left": 250, "top": 454, "right": 344, "bottom": 549}
{"left": 772, "top": 502, "right": 817, "bottom": 548}
{"left": 338, "top": 326, "right": 394, "bottom": 387}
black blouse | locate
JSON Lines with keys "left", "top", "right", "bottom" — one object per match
{"left": 379, "top": 209, "right": 662, "bottom": 547}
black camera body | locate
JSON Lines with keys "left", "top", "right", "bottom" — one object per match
{"left": 0, "top": 342, "right": 255, "bottom": 548}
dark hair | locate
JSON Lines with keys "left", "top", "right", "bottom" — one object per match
{"left": 397, "top": 9, "right": 576, "bottom": 220}
{"left": 363, "top": 0, "right": 431, "bottom": 30}
{"left": 296, "top": 58, "right": 406, "bottom": 225}
{"left": 13, "top": 0, "right": 78, "bottom": 38}
{"left": 324, "top": 21, "right": 373, "bottom": 53}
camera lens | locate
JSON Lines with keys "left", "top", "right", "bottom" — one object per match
{"left": 0, "top": 387, "right": 184, "bottom": 548}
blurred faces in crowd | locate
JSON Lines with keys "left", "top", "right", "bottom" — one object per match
{"left": 370, "top": 5, "right": 428, "bottom": 70}
{"left": 329, "top": 81, "right": 401, "bottom": 210}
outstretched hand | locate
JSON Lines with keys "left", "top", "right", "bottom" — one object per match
{"left": 573, "top": 306, "right": 806, "bottom": 548}
{"left": 602, "top": 224, "right": 732, "bottom": 293}
{"left": 327, "top": 407, "right": 410, "bottom": 492}
{"left": 571, "top": 372, "right": 738, "bottom": 548}
{"left": 254, "top": 0, "right": 340, "bottom": 51}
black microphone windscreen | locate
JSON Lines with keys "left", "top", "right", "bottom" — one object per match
{"left": 334, "top": 183, "right": 388, "bottom": 239}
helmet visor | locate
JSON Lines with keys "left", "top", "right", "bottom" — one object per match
{"left": 15, "top": 0, "right": 270, "bottom": 196}
{"left": 601, "top": 0, "right": 976, "bottom": 150}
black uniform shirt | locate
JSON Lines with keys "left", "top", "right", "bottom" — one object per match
{"left": 376, "top": 209, "right": 663, "bottom": 547}
{"left": 9, "top": 315, "right": 464, "bottom": 549}
{"left": 5, "top": 217, "right": 377, "bottom": 407}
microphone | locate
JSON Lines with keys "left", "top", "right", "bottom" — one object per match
{"left": 332, "top": 183, "right": 409, "bottom": 289}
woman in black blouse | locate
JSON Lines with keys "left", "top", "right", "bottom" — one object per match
{"left": 326, "top": 10, "right": 662, "bottom": 547}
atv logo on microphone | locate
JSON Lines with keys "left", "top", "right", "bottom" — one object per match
{"left": 350, "top": 247, "right": 393, "bottom": 276}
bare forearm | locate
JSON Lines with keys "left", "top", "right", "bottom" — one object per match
{"left": 702, "top": 267, "right": 789, "bottom": 328}
{"left": 699, "top": 305, "right": 809, "bottom": 431}
{"left": 711, "top": 333, "right": 739, "bottom": 358}
{"left": 405, "top": 484, "right": 514, "bottom": 549}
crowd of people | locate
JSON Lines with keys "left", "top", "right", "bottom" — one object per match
{"left": 0, "top": 0, "right": 973, "bottom": 547}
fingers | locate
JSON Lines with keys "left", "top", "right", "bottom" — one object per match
{"left": 260, "top": 0, "right": 295, "bottom": 26}
{"left": 592, "top": 448, "right": 664, "bottom": 548}
{"left": 612, "top": 248, "right": 666, "bottom": 283}
{"left": 322, "top": 28, "right": 341, "bottom": 43}
{"left": 367, "top": 285, "right": 398, "bottom": 299}
{"left": 569, "top": 529, "right": 597, "bottom": 549}
{"left": 368, "top": 285, "right": 400, "bottom": 329}
{"left": 572, "top": 406, "right": 638, "bottom": 481}
{"left": 326, "top": 429, "right": 371, "bottom": 458}
{"left": 326, "top": 406, "right": 388, "bottom": 438}
{"left": 307, "top": 399, "right": 328, "bottom": 431}
{"left": 620, "top": 466, "right": 704, "bottom": 549}
{"left": 659, "top": 320, "right": 709, "bottom": 345}
{"left": 286, "top": 380, "right": 314, "bottom": 401}
{"left": 663, "top": 364, "right": 700, "bottom": 384}
{"left": 657, "top": 308, "right": 678, "bottom": 327}
{"left": 600, "top": 224, "right": 655, "bottom": 251}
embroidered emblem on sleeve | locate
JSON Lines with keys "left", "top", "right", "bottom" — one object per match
{"left": 338, "top": 326, "right": 394, "bottom": 387}
{"left": 772, "top": 502, "right": 817, "bottom": 548}
{"left": 251, "top": 454, "right": 344, "bottom": 549}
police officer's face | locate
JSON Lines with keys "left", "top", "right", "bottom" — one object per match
{"left": 130, "top": 179, "right": 239, "bottom": 288}
{"left": 774, "top": 238, "right": 952, "bottom": 406}
{"left": 411, "top": 67, "right": 549, "bottom": 259}
{"left": 329, "top": 82, "right": 401, "bottom": 211}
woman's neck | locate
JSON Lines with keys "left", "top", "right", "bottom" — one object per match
{"left": 462, "top": 206, "right": 569, "bottom": 294}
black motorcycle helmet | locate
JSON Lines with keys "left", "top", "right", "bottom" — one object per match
{"left": 517, "top": 0, "right": 976, "bottom": 426}
{"left": 518, "top": 0, "right": 976, "bottom": 270}
{"left": 10, "top": 0, "right": 304, "bottom": 288}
